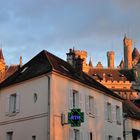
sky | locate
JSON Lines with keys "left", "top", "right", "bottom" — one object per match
{"left": 1, "top": 0, "right": 140, "bottom": 67}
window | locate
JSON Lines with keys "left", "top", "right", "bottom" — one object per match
{"left": 72, "top": 90, "right": 79, "bottom": 108}
{"left": 89, "top": 132, "right": 93, "bottom": 140}
{"left": 9, "top": 94, "right": 17, "bottom": 113}
{"left": 69, "top": 129, "right": 82, "bottom": 140}
{"left": 69, "top": 90, "right": 80, "bottom": 109}
{"left": 108, "top": 135, "right": 113, "bottom": 140}
{"left": 116, "top": 106, "right": 121, "bottom": 124}
{"left": 85, "top": 95, "right": 95, "bottom": 116}
{"left": 32, "top": 136, "right": 36, "bottom": 140}
{"left": 6, "top": 93, "right": 20, "bottom": 116}
{"left": 106, "top": 102, "right": 112, "bottom": 121}
{"left": 74, "top": 129, "right": 80, "bottom": 140}
{"left": 89, "top": 96, "right": 94, "bottom": 115}
{"left": 7, "top": 132, "right": 13, "bottom": 140}
{"left": 117, "top": 137, "right": 121, "bottom": 140}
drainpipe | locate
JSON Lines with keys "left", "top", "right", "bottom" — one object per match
{"left": 46, "top": 76, "right": 51, "bottom": 140}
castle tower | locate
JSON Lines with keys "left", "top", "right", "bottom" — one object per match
{"left": 66, "top": 49, "right": 90, "bottom": 73}
{"left": 0, "top": 48, "right": 6, "bottom": 82}
{"left": 123, "top": 35, "right": 132, "bottom": 69}
{"left": 74, "top": 50, "right": 89, "bottom": 72}
{"left": 107, "top": 51, "right": 115, "bottom": 69}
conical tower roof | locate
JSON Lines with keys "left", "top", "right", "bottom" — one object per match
{"left": 0, "top": 48, "right": 4, "bottom": 60}
{"left": 132, "top": 48, "right": 140, "bottom": 60}
{"left": 119, "top": 59, "right": 124, "bottom": 68}
{"left": 89, "top": 57, "right": 93, "bottom": 68}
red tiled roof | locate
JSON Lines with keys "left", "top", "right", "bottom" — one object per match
{"left": 123, "top": 100, "right": 140, "bottom": 120}
{"left": 5, "top": 65, "right": 20, "bottom": 79}
{"left": 88, "top": 68, "right": 134, "bottom": 82}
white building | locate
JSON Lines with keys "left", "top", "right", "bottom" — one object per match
{"left": 0, "top": 50, "right": 123, "bottom": 140}
{"left": 123, "top": 100, "right": 140, "bottom": 140}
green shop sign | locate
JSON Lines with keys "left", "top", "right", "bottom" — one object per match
{"left": 68, "top": 108, "right": 84, "bottom": 127}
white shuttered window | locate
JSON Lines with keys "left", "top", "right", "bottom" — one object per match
{"left": 5, "top": 93, "right": 20, "bottom": 116}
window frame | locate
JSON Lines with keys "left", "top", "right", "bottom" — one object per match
{"left": 106, "top": 102, "right": 112, "bottom": 122}
{"left": 6, "top": 131, "right": 13, "bottom": 140}
{"left": 9, "top": 93, "right": 17, "bottom": 114}
{"left": 72, "top": 90, "right": 79, "bottom": 108}
{"left": 116, "top": 105, "right": 121, "bottom": 125}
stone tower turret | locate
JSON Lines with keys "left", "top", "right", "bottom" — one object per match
{"left": 123, "top": 35, "right": 132, "bottom": 69}
{"left": 107, "top": 51, "right": 115, "bottom": 69}
{"left": 0, "top": 48, "right": 6, "bottom": 82}
{"left": 66, "top": 48, "right": 90, "bottom": 73}
{"left": 74, "top": 50, "right": 89, "bottom": 72}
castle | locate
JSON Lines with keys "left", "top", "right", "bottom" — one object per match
{"left": 0, "top": 35, "right": 140, "bottom": 100}
{"left": 66, "top": 35, "right": 140, "bottom": 100}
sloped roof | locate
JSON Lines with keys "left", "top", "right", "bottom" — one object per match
{"left": 88, "top": 68, "right": 135, "bottom": 82}
{"left": 5, "top": 65, "right": 20, "bottom": 79}
{"left": 89, "top": 57, "right": 93, "bottom": 68}
{"left": 123, "top": 100, "right": 140, "bottom": 120}
{"left": 132, "top": 48, "right": 140, "bottom": 61}
{"left": 134, "top": 99, "right": 140, "bottom": 109}
{"left": 0, "top": 50, "right": 122, "bottom": 100}
{"left": 0, "top": 48, "right": 4, "bottom": 60}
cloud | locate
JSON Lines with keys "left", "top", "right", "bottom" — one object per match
{"left": 1, "top": 0, "right": 140, "bottom": 67}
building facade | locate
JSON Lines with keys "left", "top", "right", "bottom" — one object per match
{"left": 0, "top": 50, "right": 123, "bottom": 140}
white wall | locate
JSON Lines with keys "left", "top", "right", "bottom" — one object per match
{"left": 0, "top": 73, "right": 123, "bottom": 140}
{"left": 125, "top": 118, "right": 140, "bottom": 140}
{"left": 0, "top": 76, "right": 49, "bottom": 140}
{"left": 50, "top": 73, "right": 123, "bottom": 140}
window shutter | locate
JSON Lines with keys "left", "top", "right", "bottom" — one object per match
{"left": 119, "top": 109, "right": 123, "bottom": 124}
{"left": 5, "top": 94, "right": 10, "bottom": 115}
{"left": 76, "top": 92, "right": 79, "bottom": 108}
{"left": 112, "top": 106, "right": 116, "bottom": 122}
{"left": 80, "top": 131, "right": 83, "bottom": 140}
{"left": 118, "top": 107, "right": 122, "bottom": 124}
{"left": 105, "top": 135, "right": 108, "bottom": 140}
{"left": 69, "top": 89, "right": 73, "bottom": 110}
{"left": 94, "top": 98, "right": 97, "bottom": 116}
{"left": 79, "top": 93, "right": 83, "bottom": 110}
{"left": 16, "top": 93, "right": 20, "bottom": 113}
{"left": 69, "top": 128, "right": 74, "bottom": 140}
{"left": 85, "top": 95, "right": 89, "bottom": 114}
{"left": 104, "top": 101, "right": 108, "bottom": 120}
{"left": 110, "top": 104, "right": 113, "bottom": 122}
{"left": 112, "top": 136, "right": 115, "bottom": 140}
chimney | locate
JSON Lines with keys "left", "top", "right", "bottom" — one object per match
{"left": 103, "top": 73, "right": 106, "bottom": 81}
{"left": 75, "top": 56, "right": 83, "bottom": 76}
{"left": 107, "top": 51, "right": 115, "bottom": 69}
{"left": 66, "top": 48, "right": 75, "bottom": 67}
{"left": 20, "top": 56, "right": 22, "bottom": 67}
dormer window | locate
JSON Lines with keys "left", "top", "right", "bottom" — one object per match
{"left": 93, "top": 73, "right": 97, "bottom": 76}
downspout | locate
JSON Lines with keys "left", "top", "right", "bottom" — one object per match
{"left": 47, "top": 76, "right": 51, "bottom": 140}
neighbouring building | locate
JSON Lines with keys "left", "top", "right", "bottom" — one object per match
{"left": 0, "top": 50, "right": 123, "bottom": 140}
{"left": 0, "top": 48, "right": 22, "bottom": 83}
{"left": 123, "top": 100, "right": 140, "bottom": 140}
